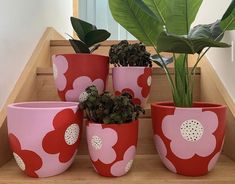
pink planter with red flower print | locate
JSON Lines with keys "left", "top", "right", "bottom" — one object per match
{"left": 112, "top": 67, "right": 152, "bottom": 106}
{"left": 151, "top": 102, "right": 226, "bottom": 176}
{"left": 52, "top": 54, "right": 109, "bottom": 102}
{"left": 7, "top": 102, "right": 83, "bottom": 178}
{"left": 86, "top": 120, "right": 138, "bottom": 177}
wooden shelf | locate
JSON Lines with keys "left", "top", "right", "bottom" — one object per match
{"left": 0, "top": 154, "right": 234, "bottom": 183}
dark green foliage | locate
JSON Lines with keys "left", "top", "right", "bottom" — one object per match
{"left": 109, "top": 40, "right": 152, "bottom": 67}
{"left": 79, "top": 85, "right": 145, "bottom": 124}
{"left": 70, "top": 17, "right": 111, "bottom": 53}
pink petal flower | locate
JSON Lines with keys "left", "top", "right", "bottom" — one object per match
{"left": 65, "top": 76, "right": 104, "bottom": 102}
{"left": 110, "top": 146, "right": 136, "bottom": 176}
{"left": 52, "top": 55, "right": 68, "bottom": 91}
{"left": 154, "top": 135, "right": 177, "bottom": 173}
{"left": 162, "top": 108, "right": 218, "bottom": 159}
{"left": 87, "top": 124, "right": 117, "bottom": 164}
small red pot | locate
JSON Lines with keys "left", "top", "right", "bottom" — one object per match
{"left": 86, "top": 120, "right": 139, "bottom": 177}
{"left": 112, "top": 67, "right": 152, "bottom": 106}
{"left": 52, "top": 54, "right": 109, "bottom": 102}
{"left": 151, "top": 102, "right": 226, "bottom": 176}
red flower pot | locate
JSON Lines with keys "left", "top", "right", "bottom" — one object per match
{"left": 86, "top": 120, "right": 139, "bottom": 177}
{"left": 151, "top": 102, "right": 226, "bottom": 176}
{"left": 52, "top": 54, "right": 109, "bottom": 102}
{"left": 112, "top": 67, "right": 152, "bottom": 106}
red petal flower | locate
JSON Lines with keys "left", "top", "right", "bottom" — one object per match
{"left": 137, "top": 68, "right": 152, "bottom": 98}
{"left": 8, "top": 134, "right": 43, "bottom": 177}
{"left": 115, "top": 88, "right": 141, "bottom": 105}
{"left": 42, "top": 109, "right": 83, "bottom": 163}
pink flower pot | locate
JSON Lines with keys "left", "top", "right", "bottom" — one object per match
{"left": 52, "top": 54, "right": 109, "bottom": 102}
{"left": 86, "top": 120, "right": 139, "bottom": 177}
{"left": 7, "top": 101, "right": 83, "bottom": 178}
{"left": 112, "top": 67, "right": 152, "bottom": 106}
{"left": 151, "top": 102, "right": 226, "bottom": 176}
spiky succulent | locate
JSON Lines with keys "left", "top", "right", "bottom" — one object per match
{"left": 109, "top": 40, "right": 152, "bottom": 67}
{"left": 79, "top": 85, "right": 145, "bottom": 124}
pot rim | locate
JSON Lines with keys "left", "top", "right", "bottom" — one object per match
{"left": 8, "top": 101, "right": 79, "bottom": 110}
{"left": 86, "top": 119, "right": 139, "bottom": 127}
{"left": 151, "top": 101, "right": 226, "bottom": 110}
{"left": 53, "top": 53, "right": 109, "bottom": 59}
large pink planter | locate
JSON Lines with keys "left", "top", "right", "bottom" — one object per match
{"left": 52, "top": 54, "right": 109, "bottom": 102}
{"left": 7, "top": 102, "right": 83, "bottom": 178}
{"left": 112, "top": 67, "right": 152, "bottom": 106}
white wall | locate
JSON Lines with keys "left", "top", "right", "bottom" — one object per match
{"left": 194, "top": 0, "right": 235, "bottom": 102}
{"left": 0, "top": 0, "right": 73, "bottom": 108}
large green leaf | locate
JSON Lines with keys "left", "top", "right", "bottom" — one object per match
{"left": 157, "top": 0, "right": 203, "bottom": 35}
{"left": 70, "top": 17, "right": 96, "bottom": 42}
{"left": 220, "top": 0, "right": 235, "bottom": 30}
{"left": 143, "top": 0, "right": 167, "bottom": 25}
{"left": 189, "top": 20, "right": 223, "bottom": 41}
{"left": 109, "top": 0, "right": 163, "bottom": 46}
{"left": 84, "top": 30, "right": 111, "bottom": 47}
{"left": 69, "top": 39, "right": 90, "bottom": 53}
{"left": 157, "top": 31, "right": 230, "bottom": 54}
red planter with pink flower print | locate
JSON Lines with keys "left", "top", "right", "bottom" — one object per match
{"left": 7, "top": 102, "right": 83, "bottom": 178}
{"left": 151, "top": 102, "right": 226, "bottom": 176}
{"left": 112, "top": 67, "right": 152, "bottom": 106}
{"left": 52, "top": 54, "right": 109, "bottom": 102}
{"left": 86, "top": 120, "right": 138, "bottom": 177}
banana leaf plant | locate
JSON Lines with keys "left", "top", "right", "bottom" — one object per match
{"left": 69, "top": 17, "right": 111, "bottom": 53}
{"left": 109, "top": 0, "right": 235, "bottom": 107}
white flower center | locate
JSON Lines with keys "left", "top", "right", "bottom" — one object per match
{"left": 125, "top": 160, "right": 133, "bottom": 173}
{"left": 64, "top": 123, "right": 80, "bottom": 145}
{"left": 147, "top": 76, "right": 152, "bottom": 86}
{"left": 13, "top": 153, "right": 25, "bottom": 171}
{"left": 180, "top": 119, "right": 204, "bottom": 142}
{"left": 52, "top": 63, "right": 58, "bottom": 79}
{"left": 79, "top": 91, "right": 89, "bottom": 102}
{"left": 91, "top": 135, "right": 102, "bottom": 150}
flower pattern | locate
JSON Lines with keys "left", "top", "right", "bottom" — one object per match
{"left": 42, "top": 109, "right": 82, "bottom": 163}
{"left": 154, "top": 135, "right": 177, "bottom": 173}
{"left": 65, "top": 76, "right": 104, "bottom": 102}
{"left": 86, "top": 123, "right": 117, "bottom": 164}
{"left": 110, "top": 145, "right": 136, "bottom": 176}
{"left": 8, "top": 134, "right": 43, "bottom": 177}
{"left": 137, "top": 68, "right": 152, "bottom": 98}
{"left": 115, "top": 88, "right": 141, "bottom": 105}
{"left": 52, "top": 55, "right": 68, "bottom": 91}
{"left": 162, "top": 108, "right": 218, "bottom": 159}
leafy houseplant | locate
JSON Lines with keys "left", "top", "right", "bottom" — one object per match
{"left": 109, "top": 0, "right": 232, "bottom": 176}
{"left": 109, "top": 40, "right": 153, "bottom": 106}
{"left": 79, "top": 85, "right": 144, "bottom": 177}
{"left": 52, "top": 17, "right": 111, "bottom": 102}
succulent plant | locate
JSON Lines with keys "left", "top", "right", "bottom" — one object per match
{"left": 109, "top": 40, "right": 152, "bottom": 67}
{"left": 69, "top": 17, "right": 111, "bottom": 53}
{"left": 79, "top": 85, "right": 145, "bottom": 124}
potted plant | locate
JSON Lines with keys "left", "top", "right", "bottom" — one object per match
{"left": 79, "top": 85, "right": 144, "bottom": 177}
{"left": 109, "top": 0, "right": 235, "bottom": 176}
{"left": 52, "top": 17, "right": 111, "bottom": 102}
{"left": 109, "top": 40, "right": 152, "bottom": 106}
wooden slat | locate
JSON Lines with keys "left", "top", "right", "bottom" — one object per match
{"left": 200, "top": 58, "right": 235, "bottom": 161}
{"left": 0, "top": 155, "right": 234, "bottom": 183}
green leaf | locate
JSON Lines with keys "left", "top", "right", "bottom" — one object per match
{"left": 150, "top": 54, "right": 173, "bottom": 68}
{"left": 70, "top": 17, "right": 97, "bottom": 42}
{"left": 157, "top": 31, "right": 230, "bottom": 54}
{"left": 84, "top": 30, "right": 111, "bottom": 47}
{"left": 109, "top": 0, "right": 163, "bottom": 46}
{"left": 189, "top": 20, "right": 223, "bottom": 41}
{"left": 69, "top": 39, "right": 90, "bottom": 53}
{"left": 153, "top": 0, "right": 203, "bottom": 34}
{"left": 220, "top": 0, "right": 235, "bottom": 30}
